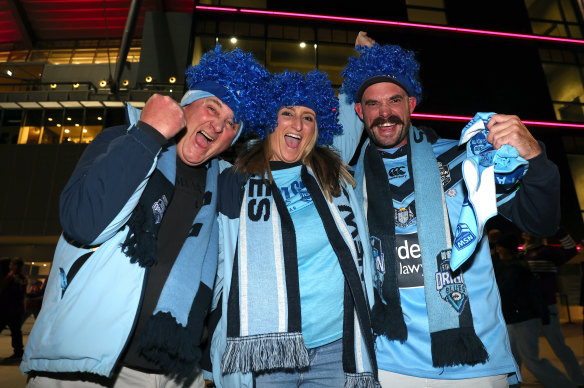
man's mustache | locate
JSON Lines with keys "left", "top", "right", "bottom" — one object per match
{"left": 371, "top": 115, "right": 403, "bottom": 128}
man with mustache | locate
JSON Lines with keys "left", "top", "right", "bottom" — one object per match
{"left": 335, "top": 32, "right": 562, "bottom": 387}
{"left": 20, "top": 46, "right": 269, "bottom": 388}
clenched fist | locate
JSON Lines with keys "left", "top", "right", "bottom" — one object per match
{"left": 140, "top": 94, "right": 186, "bottom": 139}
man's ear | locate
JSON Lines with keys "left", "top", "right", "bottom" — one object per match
{"left": 354, "top": 102, "right": 364, "bottom": 120}
{"left": 409, "top": 97, "right": 417, "bottom": 113}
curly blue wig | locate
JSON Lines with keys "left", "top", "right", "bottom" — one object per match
{"left": 184, "top": 45, "right": 271, "bottom": 138}
{"left": 260, "top": 69, "right": 342, "bottom": 146}
{"left": 340, "top": 43, "right": 422, "bottom": 104}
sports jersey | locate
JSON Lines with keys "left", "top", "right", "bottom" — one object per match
{"left": 272, "top": 164, "right": 344, "bottom": 348}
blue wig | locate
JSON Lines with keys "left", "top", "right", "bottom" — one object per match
{"left": 340, "top": 43, "right": 422, "bottom": 104}
{"left": 184, "top": 45, "right": 271, "bottom": 138}
{"left": 260, "top": 70, "right": 342, "bottom": 146}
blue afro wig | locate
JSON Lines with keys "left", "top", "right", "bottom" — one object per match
{"left": 184, "top": 45, "right": 271, "bottom": 137}
{"left": 259, "top": 69, "right": 342, "bottom": 146}
{"left": 340, "top": 43, "right": 422, "bottom": 104}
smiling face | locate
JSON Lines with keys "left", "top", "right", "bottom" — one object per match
{"left": 177, "top": 96, "right": 240, "bottom": 166}
{"left": 355, "top": 82, "right": 417, "bottom": 149}
{"left": 268, "top": 106, "right": 317, "bottom": 163}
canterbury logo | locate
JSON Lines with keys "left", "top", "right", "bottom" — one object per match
{"left": 388, "top": 166, "right": 406, "bottom": 178}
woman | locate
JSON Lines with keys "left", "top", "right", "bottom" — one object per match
{"left": 210, "top": 70, "right": 379, "bottom": 387}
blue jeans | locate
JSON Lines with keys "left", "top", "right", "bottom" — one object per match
{"left": 254, "top": 339, "right": 344, "bottom": 387}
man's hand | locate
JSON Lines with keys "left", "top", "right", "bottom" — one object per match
{"left": 355, "top": 31, "right": 375, "bottom": 48}
{"left": 140, "top": 94, "right": 186, "bottom": 139}
{"left": 486, "top": 114, "right": 542, "bottom": 160}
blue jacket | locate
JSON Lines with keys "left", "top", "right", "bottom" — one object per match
{"left": 21, "top": 123, "right": 230, "bottom": 377}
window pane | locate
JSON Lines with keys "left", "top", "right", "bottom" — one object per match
{"left": 525, "top": 0, "right": 563, "bottom": 21}
{"left": 407, "top": 0, "right": 444, "bottom": 7}
{"left": 407, "top": 8, "right": 447, "bottom": 25}
{"left": 62, "top": 109, "right": 84, "bottom": 144}
{"left": 267, "top": 40, "right": 316, "bottom": 73}
{"left": 0, "top": 109, "right": 22, "bottom": 144}
{"left": 543, "top": 63, "right": 584, "bottom": 103}
{"left": 531, "top": 21, "right": 567, "bottom": 37}
{"left": 42, "top": 109, "right": 63, "bottom": 144}
{"left": 317, "top": 44, "right": 355, "bottom": 88}
{"left": 20, "top": 110, "right": 43, "bottom": 144}
{"left": 560, "top": 0, "right": 578, "bottom": 22}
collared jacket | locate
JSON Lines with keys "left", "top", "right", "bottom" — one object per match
{"left": 21, "top": 122, "right": 229, "bottom": 377}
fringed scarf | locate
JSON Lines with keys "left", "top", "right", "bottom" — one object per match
{"left": 222, "top": 166, "right": 379, "bottom": 387}
{"left": 120, "top": 144, "right": 219, "bottom": 381}
{"left": 363, "top": 125, "right": 489, "bottom": 368}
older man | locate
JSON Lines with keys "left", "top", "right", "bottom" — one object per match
{"left": 20, "top": 46, "right": 268, "bottom": 388}
{"left": 336, "top": 32, "right": 561, "bottom": 387}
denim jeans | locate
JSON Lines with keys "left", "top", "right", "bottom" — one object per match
{"left": 254, "top": 338, "right": 344, "bottom": 387}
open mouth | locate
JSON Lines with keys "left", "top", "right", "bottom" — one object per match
{"left": 284, "top": 133, "right": 302, "bottom": 148}
{"left": 198, "top": 130, "right": 214, "bottom": 143}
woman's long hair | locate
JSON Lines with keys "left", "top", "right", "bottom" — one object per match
{"left": 234, "top": 126, "right": 355, "bottom": 201}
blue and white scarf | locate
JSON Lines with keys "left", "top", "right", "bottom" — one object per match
{"left": 122, "top": 105, "right": 220, "bottom": 380}
{"left": 451, "top": 112, "right": 528, "bottom": 270}
{"left": 363, "top": 125, "right": 488, "bottom": 368}
{"left": 222, "top": 166, "right": 379, "bottom": 387}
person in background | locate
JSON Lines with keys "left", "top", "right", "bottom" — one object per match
{"left": 522, "top": 227, "right": 584, "bottom": 386}
{"left": 0, "top": 258, "right": 27, "bottom": 363}
{"left": 335, "top": 31, "right": 561, "bottom": 387}
{"left": 211, "top": 70, "right": 378, "bottom": 387}
{"left": 494, "top": 233, "right": 578, "bottom": 388}
{"left": 20, "top": 46, "right": 269, "bottom": 388}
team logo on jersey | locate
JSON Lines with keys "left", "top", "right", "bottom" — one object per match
{"left": 395, "top": 206, "right": 416, "bottom": 228}
{"left": 446, "top": 188, "right": 457, "bottom": 197}
{"left": 387, "top": 166, "right": 407, "bottom": 180}
{"left": 438, "top": 161, "right": 451, "bottom": 186}
{"left": 435, "top": 249, "right": 468, "bottom": 313}
{"left": 453, "top": 222, "right": 476, "bottom": 251}
{"left": 152, "top": 195, "right": 169, "bottom": 224}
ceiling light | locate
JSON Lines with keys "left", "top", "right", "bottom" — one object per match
{"left": 82, "top": 129, "right": 87, "bottom": 133}
{"left": 299, "top": 42, "right": 306, "bottom": 48}
{"left": 145, "top": 76, "right": 152, "bottom": 83}
{"left": 97, "top": 116, "right": 102, "bottom": 121}
{"left": 67, "top": 117, "right": 72, "bottom": 121}
{"left": 314, "top": 44, "right": 318, "bottom": 48}
{"left": 99, "top": 80, "right": 107, "bottom": 88}
{"left": 6, "top": 69, "right": 13, "bottom": 76}
{"left": 57, "top": 124, "right": 61, "bottom": 127}
{"left": 50, "top": 83, "right": 57, "bottom": 89}
{"left": 230, "top": 37, "right": 237, "bottom": 44}
{"left": 73, "top": 83, "right": 79, "bottom": 89}
{"left": 47, "top": 117, "right": 53, "bottom": 122}
{"left": 169, "top": 76, "right": 176, "bottom": 84}
{"left": 75, "top": 123, "right": 80, "bottom": 127}
{"left": 122, "top": 80, "right": 130, "bottom": 87}
{"left": 64, "top": 129, "right": 70, "bottom": 133}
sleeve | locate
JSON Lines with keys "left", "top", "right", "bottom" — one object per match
{"left": 59, "top": 123, "right": 165, "bottom": 245}
{"left": 549, "top": 227, "right": 579, "bottom": 266}
{"left": 332, "top": 93, "right": 364, "bottom": 164}
{"left": 497, "top": 142, "right": 560, "bottom": 237}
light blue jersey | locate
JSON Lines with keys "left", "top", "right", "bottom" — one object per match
{"left": 272, "top": 165, "right": 344, "bottom": 348}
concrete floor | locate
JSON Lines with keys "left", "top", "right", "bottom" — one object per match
{"left": 2, "top": 313, "right": 584, "bottom": 387}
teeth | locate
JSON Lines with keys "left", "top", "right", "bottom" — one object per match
{"left": 200, "top": 131, "right": 213, "bottom": 141}
{"left": 379, "top": 123, "right": 394, "bottom": 127}
{"left": 285, "top": 133, "right": 301, "bottom": 140}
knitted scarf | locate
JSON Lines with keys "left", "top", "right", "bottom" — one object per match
{"left": 121, "top": 143, "right": 219, "bottom": 380}
{"left": 222, "top": 166, "right": 379, "bottom": 387}
{"left": 364, "top": 125, "right": 488, "bottom": 368}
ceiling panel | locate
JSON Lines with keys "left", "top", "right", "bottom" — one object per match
{"left": 0, "top": 0, "right": 196, "bottom": 46}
